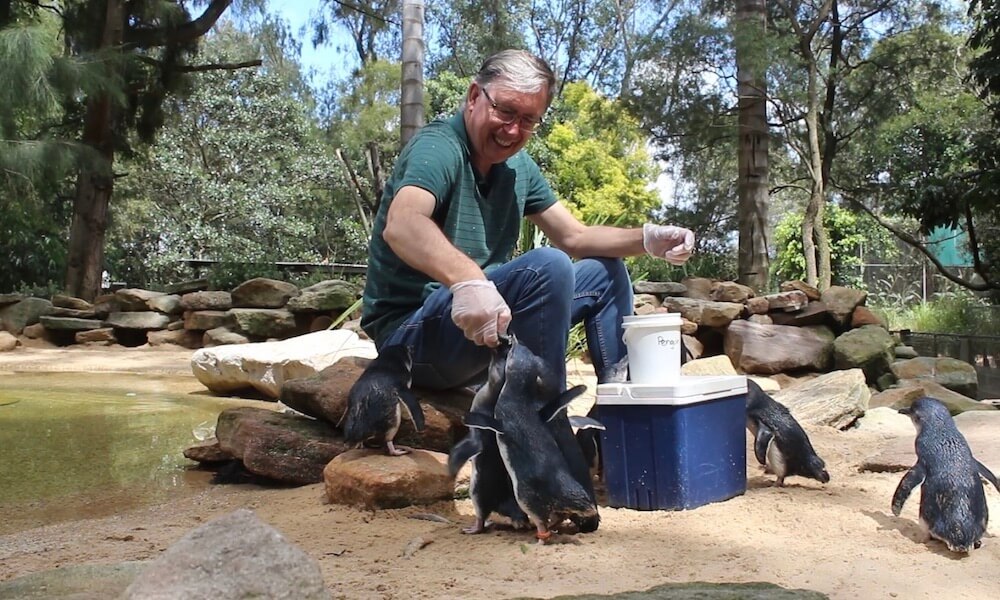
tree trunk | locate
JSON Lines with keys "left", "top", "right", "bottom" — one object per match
{"left": 801, "top": 30, "right": 831, "bottom": 290}
{"left": 400, "top": 0, "right": 425, "bottom": 147}
{"left": 65, "top": 0, "right": 123, "bottom": 302}
{"left": 735, "top": 0, "right": 770, "bottom": 292}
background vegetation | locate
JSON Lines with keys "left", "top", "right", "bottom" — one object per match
{"left": 1, "top": 0, "right": 998, "bottom": 334}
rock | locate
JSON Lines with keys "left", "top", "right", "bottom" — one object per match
{"left": 0, "top": 331, "right": 19, "bottom": 351}
{"left": 214, "top": 406, "right": 350, "bottom": 484}
{"left": 105, "top": 311, "right": 172, "bottom": 330}
{"left": 633, "top": 293, "right": 661, "bottom": 311}
{"left": 21, "top": 322, "right": 46, "bottom": 339}
{"left": 184, "top": 310, "right": 232, "bottom": 331}
{"left": 681, "top": 277, "right": 715, "bottom": 300}
{"left": 711, "top": 281, "right": 754, "bottom": 303}
{"left": 633, "top": 281, "right": 687, "bottom": 296}
{"left": 120, "top": 509, "right": 329, "bottom": 600}
{"left": 744, "top": 296, "right": 770, "bottom": 315}
{"left": 179, "top": 290, "right": 232, "bottom": 311}
{"left": 183, "top": 439, "right": 233, "bottom": 463}
{"left": 894, "top": 345, "right": 919, "bottom": 359}
{"left": 832, "top": 325, "right": 896, "bottom": 384}
{"left": 747, "top": 314, "right": 773, "bottom": 325}
{"left": 891, "top": 380, "right": 995, "bottom": 415}
{"left": 762, "top": 290, "right": 809, "bottom": 312}
{"left": 869, "top": 384, "right": 926, "bottom": 410}
{"left": 850, "top": 305, "right": 886, "bottom": 328}
{"left": 203, "top": 327, "right": 249, "bottom": 347}
{"left": 0, "top": 297, "right": 53, "bottom": 334}
{"left": 0, "top": 293, "right": 24, "bottom": 308}
{"left": 0, "top": 562, "right": 147, "bottom": 600}
{"left": 680, "top": 354, "right": 738, "bottom": 376}
{"left": 48, "top": 306, "right": 96, "bottom": 319}
{"left": 660, "top": 297, "right": 744, "bottom": 328}
{"left": 820, "top": 285, "right": 868, "bottom": 327}
{"left": 890, "top": 356, "right": 978, "bottom": 399}
{"left": 768, "top": 301, "right": 831, "bottom": 327}
{"left": 51, "top": 294, "right": 93, "bottom": 311}
{"left": 229, "top": 308, "right": 299, "bottom": 339}
{"left": 748, "top": 376, "right": 781, "bottom": 393}
{"left": 324, "top": 449, "right": 454, "bottom": 509}
{"left": 285, "top": 279, "right": 359, "bottom": 313}
{"left": 163, "top": 278, "right": 209, "bottom": 294}
{"left": 682, "top": 334, "right": 703, "bottom": 360}
{"left": 723, "top": 320, "right": 833, "bottom": 375}
{"left": 147, "top": 329, "right": 201, "bottom": 349}
{"left": 191, "top": 329, "right": 377, "bottom": 398}
{"left": 780, "top": 280, "right": 821, "bottom": 301}
{"left": 75, "top": 327, "right": 117, "bottom": 344}
{"left": 114, "top": 288, "right": 166, "bottom": 311}
{"left": 38, "top": 316, "right": 104, "bottom": 331}
{"left": 231, "top": 277, "right": 301, "bottom": 308}
{"left": 772, "top": 369, "right": 869, "bottom": 429}
{"left": 146, "top": 294, "right": 182, "bottom": 315}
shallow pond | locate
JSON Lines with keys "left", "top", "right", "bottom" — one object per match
{"left": 0, "top": 371, "right": 269, "bottom": 535}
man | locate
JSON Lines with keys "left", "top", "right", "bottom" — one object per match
{"left": 361, "top": 49, "right": 694, "bottom": 391}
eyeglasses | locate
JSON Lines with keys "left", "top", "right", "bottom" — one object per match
{"left": 480, "top": 87, "right": 544, "bottom": 132}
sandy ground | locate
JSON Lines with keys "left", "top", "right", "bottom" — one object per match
{"left": 1, "top": 344, "right": 999, "bottom": 599}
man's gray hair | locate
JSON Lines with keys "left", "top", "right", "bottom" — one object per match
{"left": 474, "top": 50, "right": 557, "bottom": 105}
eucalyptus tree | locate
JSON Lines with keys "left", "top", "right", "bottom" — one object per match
{"left": 400, "top": 0, "right": 425, "bottom": 147}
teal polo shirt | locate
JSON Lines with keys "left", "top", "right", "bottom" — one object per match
{"left": 361, "top": 112, "right": 558, "bottom": 347}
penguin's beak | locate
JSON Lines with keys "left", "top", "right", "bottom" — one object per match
{"left": 897, "top": 406, "right": 911, "bottom": 416}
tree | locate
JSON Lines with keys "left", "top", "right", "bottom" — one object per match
{"left": 734, "top": 0, "right": 770, "bottom": 292}
{"left": 55, "top": 0, "right": 241, "bottom": 301}
{"left": 400, "top": 0, "right": 424, "bottom": 147}
{"left": 111, "top": 22, "right": 359, "bottom": 286}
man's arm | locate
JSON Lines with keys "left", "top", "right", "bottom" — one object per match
{"left": 383, "top": 185, "right": 487, "bottom": 286}
{"left": 528, "top": 202, "right": 646, "bottom": 258}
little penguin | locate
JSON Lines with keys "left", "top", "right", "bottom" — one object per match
{"left": 892, "top": 396, "right": 1000, "bottom": 553}
{"left": 465, "top": 335, "right": 599, "bottom": 544}
{"left": 745, "top": 379, "right": 830, "bottom": 486}
{"left": 341, "top": 345, "right": 425, "bottom": 456}
{"left": 448, "top": 336, "right": 529, "bottom": 533}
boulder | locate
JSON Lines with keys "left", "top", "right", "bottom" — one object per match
{"left": 146, "top": 294, "right": 182, "bottom": 315}
{"left": 106, "top": 311, "right": 172, "bottom": 330}
{"left": 179, "top": 290, "right": 232, "bottom": 311}
{"left": 147, "top": 328, "right": 201, "bottom": 349}
{"left": 861, "top": 410, "right": 1000, "bottom": 474}
{"left": 231, "top": 277, "right": 301, "bottom": 308}
{"left": 214, "top": 406, "right": 351, "bottom": 484}
{"left": 203, "top": 327, "right": 250, "bottom": 347}
{"left": 120, "top": 509, "right": 328, "bottom": 600}
{"left": 191, "top": 329, "right": 377, "bottom": 398}
{"left": 51, "top": 294, "right": 93, "bottom": 311}
{"left": 723, "top": 320, "right": 833, "bottom": 375}
{"left": 324, "top": 449, "right": 454, "bottom": 509}
{"left": 0, "top": 297, "right": 53, "bottom": 334}
{"left": 890, "top": 356, "right": 979, "bottom": 399}
{"left": 633, "top": 281, "right": 687, "bottom": 296}
{"left": 832, "top": 325, "right": 896, "bottom": 384}
{"left": 680, "top": 276, "right": 715, "bottom": 300}
{"left": 891, "top": 380, "right": 995, "bottom": 415}
{"left": 661, "top": 297, "right": 744, "bottom": 328}
{"left": 184, "top": 310, "right": 232, "bottom": 331}
{"left": 772, "top": 368, "right": 869, "bottom": 429}
{"left": 0, "top": 331, "right": 19, "bottom": 351}
{"left": 768, "top": 301, "right": 831, "bottom": 327}
{"left": 229, "top": 308, "right": 299, "bottom": 339}
{"left": 115, "top": 288, "right": 166, "bottom": 311}
{"left": 820, "top": 285, "right": 868, "bottom": 327}
{"left": 285, "top": 279, "right": 359, "bottom": 313}
{"left": 780, "top": 280, "right": 821, "bottom": 301}
{"left": 710, "top": 281, "right": 754, "bottom": 303}
{"left": 75, "top": 327, "right": 117, "bottom": 344}
{"left": 762, "top": 290, "right": 809, "bottom": 312}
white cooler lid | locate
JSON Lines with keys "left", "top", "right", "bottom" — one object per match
{"left": 596, "top": 375, "right": 748, "bottom": 406}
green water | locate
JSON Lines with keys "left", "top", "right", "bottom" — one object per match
{"left": 0, "top": 372, "right": 269, "bottom": 534}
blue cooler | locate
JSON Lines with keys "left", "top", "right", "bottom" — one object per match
{"left": 595, "top": 376, "right": 748, "bottom": 510}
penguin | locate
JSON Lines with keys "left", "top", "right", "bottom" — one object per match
{"left": 892, "top": 396, "right": 1000, "bottom": 553}
{"left": 745, "top": 379, "right": 830, "bottom": 486}
{"left": 340, "top": 345, "right": 425, "bottom": 456}
{"left": 465, "top": 335, "right": 599, "bottom": 544}
{"left": 448, "top": 336, "right": 529, "bottom": 533}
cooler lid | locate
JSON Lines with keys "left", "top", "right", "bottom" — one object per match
{"left": 596, "top": 375, "right": 748, "bottom": 406}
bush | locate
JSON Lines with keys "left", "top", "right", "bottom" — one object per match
{"left": 870, "top": 292, "right": 997, "bottom": 334}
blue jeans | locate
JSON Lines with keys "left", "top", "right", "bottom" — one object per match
{"left": 381, "top": 247, "right": 633, "bottom": 391}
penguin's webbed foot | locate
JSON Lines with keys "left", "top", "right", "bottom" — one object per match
{"left": 461, "top": 518, "right": 488, "bottom": 534}
{"left": 386, "top": 442, "right": 413, "bottom": 456}
{"left": 535, "top": 527, "right": 552, "bottom": 545}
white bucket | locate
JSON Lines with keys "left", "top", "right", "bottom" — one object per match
{"left": 621, "top": 313, "right": 683, "bottom": 384}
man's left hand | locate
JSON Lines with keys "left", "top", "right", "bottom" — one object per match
{"left": 643, "top": 224, "right": 695, "bottom": 265}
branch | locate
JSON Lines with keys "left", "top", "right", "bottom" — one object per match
{"left": 136, "top": 55, "right": 262, "bottom": 72}
{"left": 20, "top": 0, "right": 62, "bottom": 16}
{"left": 846, "top": 198, "right": 992, "bottom": 292}
{"left": 124, "top": 0, "right": 232, "bottom": 50}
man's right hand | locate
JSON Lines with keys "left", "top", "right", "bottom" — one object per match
{"left": 449, "top": 280, "right": 512, "bottom": 347}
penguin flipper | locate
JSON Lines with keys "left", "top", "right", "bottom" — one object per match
{"left": 447, "top": 433, "right": 482, "bottom": 477}
{"left": 397, "top": 388, "right": 426, "bottom": 432}
{"left": 539, "top": 385, "right": 588, "bottom": 423}
{"left": 464, "top": 411, "right": 504, "bottom": 434}
{"left": 976, "top": 459, "right": 1000, "bottom": 494}
{"left": 891, "top": 463, "right": 926, "bottom": 516}
{"left": 753, "top": 423, "right": 774, "bottom": 466}
{"left": 568, "top": 415, "right": 605, "bottom": 431}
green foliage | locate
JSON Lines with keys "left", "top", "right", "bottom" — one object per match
{"left": 425, "top": 70, "right": 468, "bottom": 120}
{"left": 108, "top": 24, "right": 361, "bottom": 288}
{"left": 205, "top": 261, "right": 286, "bottom": 292}
{"left": 772, "top": 205, "right": 896, "bottom": 288}
{"left": 626, "top": 251, "right": 737, "bottom": 284}
{"left": 871, "top": 292, "right": 997, "bottom": 335}
{"left": 542, "top": 82, "right": 659, "bottom": 227}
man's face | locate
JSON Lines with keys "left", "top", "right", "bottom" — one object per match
{"left": 465, "top": 81, "right": 548, "bottom": 170}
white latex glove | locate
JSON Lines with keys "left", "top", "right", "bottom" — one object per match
{"left": 642, "top": 223, "right": 695, "bottom": 266}
{"left": 449, "top": 280, "right": 512, "bottom": 347}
